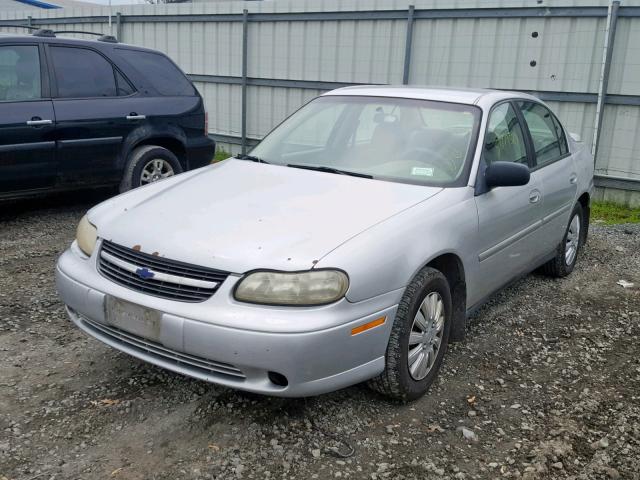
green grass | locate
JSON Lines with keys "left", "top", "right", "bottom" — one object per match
{"left": 212, "top": 148, "right": 231, "bottom": 163}
{"left": 591, "top": 201, "right": 640, "bottom": 225}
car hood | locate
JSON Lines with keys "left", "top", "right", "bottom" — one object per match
{"left": 90, "top": 160, "right": 442, "bottom": 273}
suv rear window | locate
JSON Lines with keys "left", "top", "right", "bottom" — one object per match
{"left": 116, "top": 49, "right": 195, "bottom": 96}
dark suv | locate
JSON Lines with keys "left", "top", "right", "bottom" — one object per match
{"left": 0, "top": 29, "right": 215, "bottom": 199}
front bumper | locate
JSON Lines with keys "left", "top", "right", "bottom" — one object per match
{"left": 55, "top": 246, "right": 400, "bottom": 397}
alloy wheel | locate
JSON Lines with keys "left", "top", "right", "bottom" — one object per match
{"left": 141, "top": 158, "right": 175, "bottom": 185}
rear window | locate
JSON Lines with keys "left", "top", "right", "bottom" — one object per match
{"left": 116, "top": 49, "right": 195, "bottom": 96}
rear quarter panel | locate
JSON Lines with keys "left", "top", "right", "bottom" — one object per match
{"left": 104, "top": 45, "right": 207, "bottom": 165}
{"left": 119, "top": 96, "right": 204, "bottom": 166}
{"left": 570, "top": 137, "right": 595, "bottom": 198}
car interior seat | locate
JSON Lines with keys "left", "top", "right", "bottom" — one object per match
{"left": 5, "top": 56, "right": 38, "bottom": 101}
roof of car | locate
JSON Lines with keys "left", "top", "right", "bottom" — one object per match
{"left": 323, "top": 85, "right": 535, "bottom": 106}
{"left": 0, "top": 32, "right": 150, "bottom": 52}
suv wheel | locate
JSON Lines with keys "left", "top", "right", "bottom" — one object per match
{"left": 120, "top": 145, "right": 183, "bottom": 192}
{"left": 368, "top": 267, "right": 452, "bottom": 401}
{"left": 540, "top": 202, "right": 584, "bottom": 278}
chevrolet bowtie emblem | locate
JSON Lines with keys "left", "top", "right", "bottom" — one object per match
{"left": 135, "top": 267, "right": 155, "bottom": 280}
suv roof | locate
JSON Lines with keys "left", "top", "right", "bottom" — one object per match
{"left": 0, "top": 30, "right": 200, "bottom": 99}
{"left": 0, "top": 31, "right": 156, "bottom": 54}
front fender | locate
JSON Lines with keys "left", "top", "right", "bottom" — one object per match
{"left": 314, "top": 187, "right": 479, "bottom": 304}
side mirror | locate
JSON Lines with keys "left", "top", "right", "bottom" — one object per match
{"left": 569, "top": 132, "right": 581, "bottom": 142}
{"left": 485, "top": 161, "right": 530, "bottom": 189}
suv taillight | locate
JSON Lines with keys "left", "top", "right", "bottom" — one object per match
{"left": 204, "top": 111, "right": 209, "bottom": 135}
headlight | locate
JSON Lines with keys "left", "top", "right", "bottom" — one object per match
{"left": 234, "top": 269, "right": 349, "bottom": 306}
{"left": 76, "top": 214, "right": 97, "bottom": 257}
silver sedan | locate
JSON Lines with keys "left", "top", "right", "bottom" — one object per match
{"left": 56, "top": 87, "right": 594, "bottom": 400}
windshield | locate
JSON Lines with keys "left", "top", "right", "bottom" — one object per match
{"left": 249, "top": 95, "right": 481, "bottom": 186}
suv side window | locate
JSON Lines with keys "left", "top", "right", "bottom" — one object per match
{"left": 114, "top": 69, "right": 134, "bottom": 96}
{"left": 483, "top": 102, "right": 528, "bottom": 167}
{"left": 517, "top": 101, "right": 567, "bottom": 167}
{"left": 51, "top": 46, "right": 121, "bottom": 98}
{"left": 0, "top": 45, "right": 41, "bottom": 102}
{"left": 116, "top": 48, "right": 195, "bottom": 96}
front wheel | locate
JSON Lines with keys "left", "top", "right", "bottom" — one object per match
{"left": 368, "top": 267, "right": 452, "bottom": 401}
{"left": 119, "top": 145, "right": 183, "bottom": 193}
{"left": 540, "top": 202, "right": 584, "bottom": 277}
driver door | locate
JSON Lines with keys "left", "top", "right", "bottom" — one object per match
{"left": 0, "top": 44, "right": 56, "bottom": 194}
{"left": 473, "top": 101, "right": 546, "bottom": 300}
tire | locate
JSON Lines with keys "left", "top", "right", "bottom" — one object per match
{"left": 540, "top": 202, "right": 584, "bottom": 278}
{"left": 119, "top": 145, "right": 183, "bottom": 193}
{"left": 368, "top": 267, "right": 452, "bottom": 402}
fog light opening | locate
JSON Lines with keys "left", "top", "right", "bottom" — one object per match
{"left": 268, "top": 371, "right": 288, "bottom": 387}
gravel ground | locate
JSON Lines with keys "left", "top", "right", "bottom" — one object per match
{"left": 1, "top": 192, "right": 639, "bottom": 480}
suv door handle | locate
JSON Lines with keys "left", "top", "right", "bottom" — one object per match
{"left": 529, "top": 190, "right": 541, "bottom": 204}
{"left": 569, "top": 174, "right": 578, "bottom": 185}
{"left": 26, "top": 119, "right": 53, "bottom": 126}
{"left": 126, "top": 114, "right": 146, "bottom": 121}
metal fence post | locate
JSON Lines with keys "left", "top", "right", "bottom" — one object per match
{"left": 27, "top": 16, "right": 32, "bottom": 27}
{"left": 116, "top": 12, "right": 122, "bottom": 42}
{"left": 402, "top": 5, "right": 415, "bottom": 85}
{"left": 591, "top": 0, "right": 620, "bottom": 162}
{"left": 241, "top": 8, "right": 249, "bottom": 155}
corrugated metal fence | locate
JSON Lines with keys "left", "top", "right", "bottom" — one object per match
{"left": 1, "top": 0, "right": 639, "bottom": 201}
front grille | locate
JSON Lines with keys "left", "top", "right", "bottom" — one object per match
{"left": 80, "top": 314, "right": 245, "bottom": 379}
{"left": 98, "top": 240, "right": 229, "bottom": 302}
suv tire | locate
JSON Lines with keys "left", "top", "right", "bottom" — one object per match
{"left": 120, "top": 145, "right": 183, "bottom": 193}
{"left": 540, "top": 202, "right": 584, "bottom": 278}
{"left": 368, "top": 267, "right": 452, "bottom": 401}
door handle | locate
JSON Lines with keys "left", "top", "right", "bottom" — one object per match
{"left": 126, "top": 114, "right": 146, "bottom": 121}
{"left": 569, "top": 174, "right": 578, "bottom": 185}
{"left": 529, "top": 190, "right": 541, "bottom": 204}
{"left": 26, "top": 119, "right": 53, "bottom": 126}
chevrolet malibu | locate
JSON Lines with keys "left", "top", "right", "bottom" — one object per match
{"left": 56, "top": 87, "right": 593, "bottom": 400}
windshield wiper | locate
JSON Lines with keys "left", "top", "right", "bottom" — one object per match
{"left": 286, "top": 164, "right": 373, "bottom": 179}
{"left": 235, "top": 154, "right": 269, "bottom": 164}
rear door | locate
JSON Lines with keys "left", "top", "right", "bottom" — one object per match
{"left": 48, "top": 44, "right": 138, "bottom": 185}
{"left": 516, "top": 101, "right": 578, "bottom": 254}
{"left": 473, "top": 101, "right": 545, "bottom": 299}
{"left": 0, "top": 43, "right": 56, "bottom": 194}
